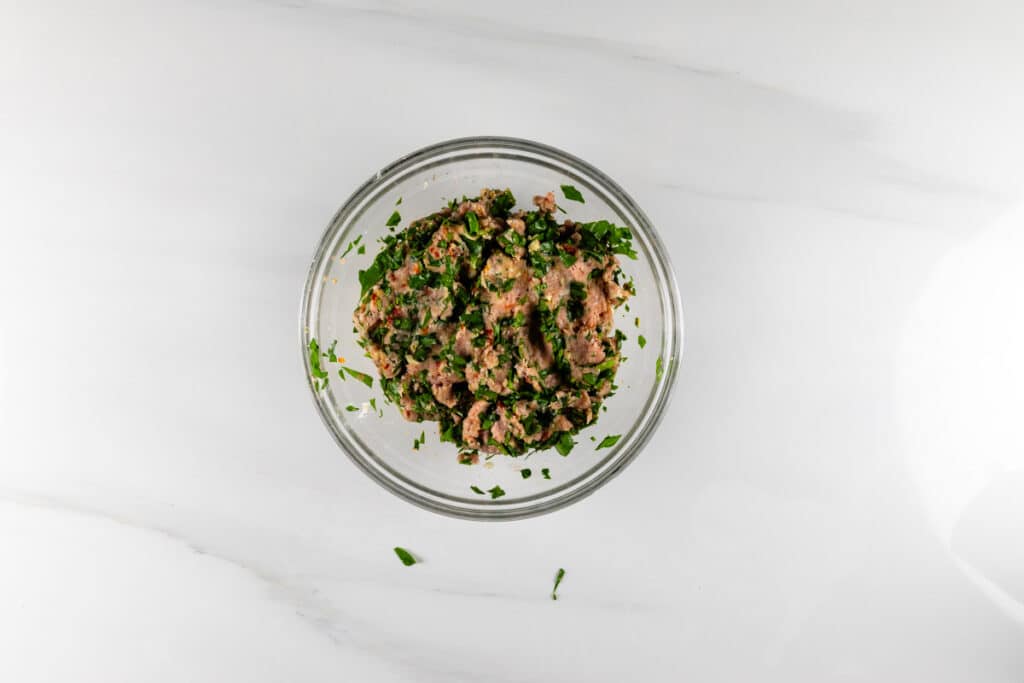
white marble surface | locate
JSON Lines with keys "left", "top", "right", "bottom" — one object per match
{"left": 2, "top": 1, "right": 1024, "bottom": 680}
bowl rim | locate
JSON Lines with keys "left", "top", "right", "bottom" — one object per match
{"left": 300, "top": 135, "right": 684, "bottom": 520}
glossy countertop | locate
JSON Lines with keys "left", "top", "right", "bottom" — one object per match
{"left": 2, "top": 1, "right": 1023, "bottom": 681}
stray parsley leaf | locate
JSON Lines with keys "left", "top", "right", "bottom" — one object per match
{"left": 395, "top": 196, "right": 402, "bottom": 205}
{"left": 596, "top": 434, "right": 621, "bottom": 450}
{"left": 345, "top": 405, "right": 359, "bottom": 412}
{"left": 340, "top": 234, "right": 363, "bottom": 259}
{"left": 488, "top": 485, "right": 506, "bottom": 499}
{"left": 309, "top": 339, "right": 329, "bottom": 381}
{"left": 386, "top": 210, "right": 401, "bottom": 227}
{"left": 521, "top": 469, "right": 532, "bottom": 479}
{"left": 470, "top": 485, "right": 485, "bottom": 495}
{"left": 656, "top": 356, "right": 664, "bottom": 381}
{"left": 552, "top": 567, "right": 566, "bottom": 600}
{"left": 541, "top": 468, "right": 551, "bottom": 480}
{"left": 560, "top": 185, "right": 585, "bottom": 203}
{"left": 638, "top": 335, "right": 647, "bottom": 349}
{"left": 394, "top": 547, "right": 417, "bottom": 566}
{"left": 555, "top": 433, "right": 575, "bottom": 456}
{"left": 342, "top": 366, "right": 374, "bottom": 388}
{"left": 357, "top": 244, "right": 366, "bottom": 255}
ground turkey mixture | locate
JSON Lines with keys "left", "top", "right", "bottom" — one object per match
{"left": 353, "top": 188, "right": 636, "bottom": 457}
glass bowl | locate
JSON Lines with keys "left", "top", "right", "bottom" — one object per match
{"left": 300, "top": 137, "right": 682, "bottom": 520}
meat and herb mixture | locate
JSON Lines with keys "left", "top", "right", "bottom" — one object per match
{"left": 353, "top": 188, "right": 636, "bottom": 457}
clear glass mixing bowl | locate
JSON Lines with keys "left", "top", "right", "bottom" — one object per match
{"left": 300, "top": 137, "right": 682, "bottom": 519}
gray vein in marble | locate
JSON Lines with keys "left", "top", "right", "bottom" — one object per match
{"left": 653, "top": 180, "right": 931, "bottom": 228}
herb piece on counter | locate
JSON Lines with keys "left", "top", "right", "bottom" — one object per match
{"left": 393, "top": 547, "right": 417, "bottom": 566}
{"left": 596, "top": 434, "right": 621, "bottom": 450}
{"left": 541, "top": 468, "right": 551, "bottom": 480}
{"left": 488, "top": 485, "right": 506, "bottom": 499}
{"left": 552, "top": 568, "right": 566, "bottom": 600}
{"left": 386, "top": 210, "right": 401, "bottom": 227}
{"left": 560, "top": 184, "right": 585, "bottom": 203}
{"left": 638, "top": 335, "right": 647, "bottom": 349}
{"left": 521, "top": 468, "right": 532, "bottom": 479}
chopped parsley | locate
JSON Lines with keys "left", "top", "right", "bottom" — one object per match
{"left": 555, "top": 433, "right": 575, "bottom": 456}
{"left": 552, "top": 568, "right": 566, "bottom": 600}
{"left": 656, "top": 356, "right": 664, "bottom": 381}
{"left": 637, "top": 335, "right": 647, "bottom": 349}
{"left": 341, "top": 366, "right": 374, "bottom": 388}
{"left": 521, "top": 468, "right": 532, "bottom": 479}
{"left": 541, "top": 468, "right": 551, "bottom": 479}
{"left": 386, "top": 210, "right": 401, "bottom": 227}
{"left": 340, "top": 234, "right": 363, "bottom": 259}
{"left": 345, "top": 404, "right": 359, "bottom": 412}
{"left": 395, "top": 196, "right": 403, "bottom": 205}
{"left": 393, "top": 547, "right": 417, "bottom": 566}
{"left": 488, "top": 485, "right": 506, "bottom": 499}
{"left": 470, "top": 485, "right": 485, "bottom": 495}
{"left": 465, "top": 210, "right": 480, "bottom": 236}
{"left": 596, "top": 434, "right": 621, "bottom": 450}
{"left": 560, "top": 184, "right": 585, "bottom": 203}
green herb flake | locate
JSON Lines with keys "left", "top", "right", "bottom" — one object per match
{"left": 637, "top": 335, "right": 647, "bottom": 349}
{"left": 340, "top": 235, "right": 363, "bottom": 259}
{"left": 309, "top": 339, "right": 329, "bottom": 382}
{"left": 596, "top": 434, "right": 621, "bottom": 450}
{"left": 465, "top": 211, "right": 480, "bottom": 236}
{"left": 561, "top": 185, "right": 585, "bottom": 203}
{"left": 357, "top": 244, "right": 366, "bottom": 255}
{"left": 555, "top": 433, "right": 575, "bottom": 456}
{"left": 488, "top": 485, "right": 506, "bottom": 499}
{"left": 386, "top": 211, "right": 401, "bottom": 227}
{"left": 541, "top": 468, "right": 551, "bottom": 479}
{"left": 345, "top": 405, "right": 359, "bottom": 412}
{"left": 521, "top": 468, "right": 532, "bottom": 479}
{"left": 656, "top": 356, "right": 664, "bottom": 381}
{"left": 634, "top": 317, "right": 640, "bottom": 328}
{"left": 394, "top": 547, "right": 417, "bottom": 566}
{"left": 552, "top": 567, "right": 566, "bottom": 600}
{"left": 470, "top": 485, "right": 485, "bottom": 495}
{"left": 395, "top": 196, "right": 403, "bottom": 205}
{"left": 342, "top": 366, "right": 374, "bottom": 388}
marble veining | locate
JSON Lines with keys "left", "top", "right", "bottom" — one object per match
{"left": 2, "top": 1, "right": 1023, "bottom": 681}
